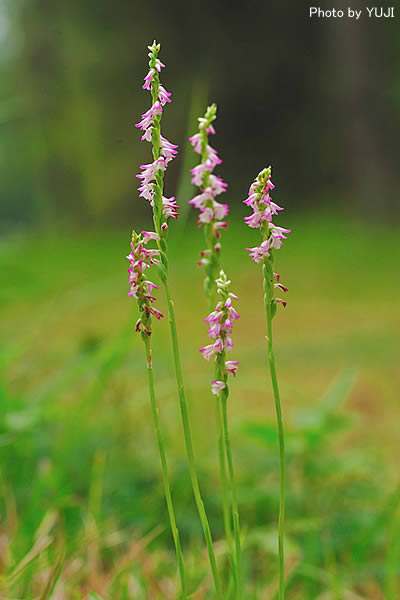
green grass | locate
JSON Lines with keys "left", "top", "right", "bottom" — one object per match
{"left": 0, "top": 214, "right": 399, "bottom": 598}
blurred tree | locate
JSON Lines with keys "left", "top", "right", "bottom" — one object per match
{"left": 0, "top": 0, "right": 398, "bottom": 228}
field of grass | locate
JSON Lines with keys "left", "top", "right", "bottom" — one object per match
{"left": 0, "top": 213, "right": 399, "bottom": 599}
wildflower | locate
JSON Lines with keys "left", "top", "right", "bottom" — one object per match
{"left": 200, "top": 270, "right": 243, "bottom": 594}
{"left": 134, "top": 43, "right": 223, "bottom": 597}
{"left": 189, "top": 104, "right": 229, "bottom": 281}
{"left": 243, "top": 165, "right": 290, "bottom": 600}
{"left": 200, "top": 271, "right": 240, "bottom": 389}
{"left": 244, "top": 166, "right": 290, "bottom": 304}
{"left": 127, "top": 230, "right": 163, "bottom": 334}
{"left": 136, "top": 40, "right": 179, "bottom": 229}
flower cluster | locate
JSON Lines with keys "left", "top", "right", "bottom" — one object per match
{"left": 135, "top": 41, "right": 179, "bottom": 224}
{"left": 244, "top": 166, "right": 290, "bottom": 306}
{"left": 200, "top": 271, "right": 240, "bottom": 394}
{"left": 127, "top": 230, "right": 163, "bottom": 334}
{"left": 189, "top": 104, "right": 229, "bottom": 267}
{"left": 244, "top": 167, "right": 291, "bottom": 260}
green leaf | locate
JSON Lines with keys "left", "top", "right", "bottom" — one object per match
{"left": 39, "top": 554, "right": 64, "bottom": 600}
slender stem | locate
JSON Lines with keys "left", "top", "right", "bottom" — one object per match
{"left": 215, "top": 365, "right": 236, "bottom": 588}
{"left": 263, "top": 262, "right": 285, "bottom": 600}
{"left": 217, "top": 357, "right": 243, "bottom": 600}
{"left": 207, "top": 276, "right": 235, "bottom": 587}
{"left": 163, "top": 281, "right": 223, "bottom": 599}
{"left": 143, "top": 336, "right": 187, "bottom": 599}
{"left": 147, "top": 53, "right": 222, "bottom": 596}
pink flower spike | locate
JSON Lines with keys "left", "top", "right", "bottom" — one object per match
{"left": 225, "top": 361, "right": 239, "bottom": 377}
{"left": 128, "top": 232, "right": 163, "bottom": 329}
{"left": 211, "top": 380, "right": 226, "bottom": 396}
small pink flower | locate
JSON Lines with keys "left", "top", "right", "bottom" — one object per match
{"left": 142, "top": 69, "right": 155, "bottom": 90}
{"left": 244, "top": 210, "right": 263, "bottom": 228}
{"left": 204, "top": 308, "right": 223, "bottom": 324}
{"left": 160, "top": 135, "right": 178, "bottom": 161}
{"left": 138, "top": 182, "right": 154, "bottom": 202}
{"left": 246, "top": 239, "right": 271, "bottom": 263}
{"left": 141, "top": 127, "right": 153, "bottom": 143}
{"left": 214, "top": 221, "right": 228, "bottom": 232}
{"left": 213, "top": 338, "right": 224, "bottom": 353}
{"left": 135, "top": 102, "right": 162, "bottom": 132}
{"left": 158, "top": 84, "right": 171, "bottom": 106}
{"left": 208, "top": 323, "right": 222, "bottom": 338}
{"left": 189, "top": 191, "right": 213, "bottom": 209}
{"left": 198, "top": 117, "right": 216, "bottom": 135}
{"left": 127, "top": 233, "right": 163, "bottom": 329}
{"left": 200, "top": 344, "right": 215, "bottom": 361}
{"left": 154, "top": 58, "right": 165, "bottom": 72}
{"left": 206, "top": 146, "right": 222, "bottom": 168}
{"left": 224, "top": 336, "right": 233, "bottom": 352}
{"left": 190, "top": 162, "right": 212, "bottom": 186}
{"left": 211, "top": 380, "right": 225, "bottom": 395}
{"left": 198, "top": 207, "right": 214, "bottom": 225}
{"left": 225, "top": 361, "right": 239, "bottom": 377}
{"left": 213, "top": 203, "right": 229, "bottom": 220}
{"left": 269, "top": 224, "right": 291, "bottom": 249}
{"left": 141, "top": 231, "right": 160, "bottom": 243}
{"left": 274, "top": 298, "right": 287, "bottom": 308}
{"left": 162, "top": 196, "right": 179, "bottom": 219}
{"left": 188, "top": 133, "right": 202, "bottom": 153}
{"left": 209, "top": 175, "right": 228, "bottom": 195}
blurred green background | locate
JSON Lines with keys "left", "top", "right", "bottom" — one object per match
{"left": 0, "top": 1, "right": 400, "bottom": 598}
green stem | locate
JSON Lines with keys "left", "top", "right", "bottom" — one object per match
{"left": 217, "top": 359, "right": 243, "bottom": 600}
{"left": 163, "top": 281, "right": 223, "bottom": 599}
{"left": 143, "top": 336, "right": 187, "bottom": 599}
{"left": 207, "top": 285, "right": 236, "bottom": 590}
{"left": 147, "top": 55, "right": 222, "bottom": 596}
{"left": 263, "top": 261, "right": 285, "bottom": 600}
{"left": 215, "top": 365, "right": 236, "bottom": 589}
